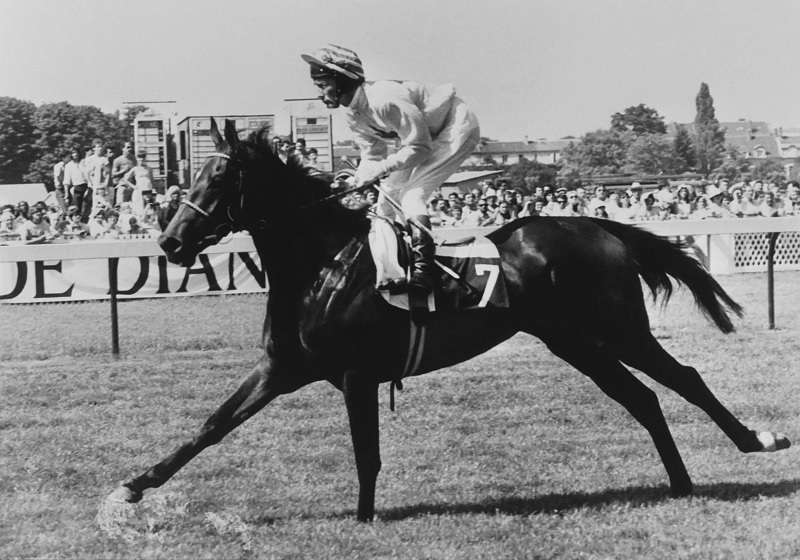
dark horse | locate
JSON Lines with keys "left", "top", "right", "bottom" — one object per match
{"left": 107, "top": 118, "right": 790, "bottom": 521}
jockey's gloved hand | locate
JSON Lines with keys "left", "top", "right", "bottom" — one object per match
{"left": 354, "top": 159, "right": 395, "bottom": 187}
{"left": 331, "top": 168, "right": 356, "bottom": 190}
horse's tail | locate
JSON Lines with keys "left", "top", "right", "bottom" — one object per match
{"left": 589, "top": 218, "right": 744, "bottom": 333}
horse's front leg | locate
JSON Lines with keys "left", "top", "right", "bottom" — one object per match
{"left": 342, "top": 370, "right": 381, "bottom": 522}
{"left": 108, "top": 354, "right": 302, "bottom": 503}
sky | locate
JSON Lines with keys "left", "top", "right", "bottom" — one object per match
{"left": 3, "top": 0, "right": 800, "bottom": 142}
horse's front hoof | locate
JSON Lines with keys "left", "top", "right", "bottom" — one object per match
{"left": 756, "top": 431, "right": 791, "bottom": 452}
{"left": 107, "top": 485, "right": 142, "bottom": 503}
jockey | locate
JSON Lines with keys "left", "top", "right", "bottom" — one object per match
{"left": 301, "top": 44, "right": 480, "bottom": 296}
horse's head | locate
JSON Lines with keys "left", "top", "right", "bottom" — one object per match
{"left": 159, "top": 118, "right": 260, "bottom": 266}
{"left": 160, "top": 116, "right": 368, "bottom": 268}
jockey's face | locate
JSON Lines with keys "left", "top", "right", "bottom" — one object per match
{"left": 313, "top": 77, "right": 340, "bottom": 109}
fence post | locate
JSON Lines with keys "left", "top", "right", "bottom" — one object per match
{"left": 767, "top": 232, "right": 779, "bottom": 330}
{"left": 108, "top": 257, "right": 120, "bottom": 355}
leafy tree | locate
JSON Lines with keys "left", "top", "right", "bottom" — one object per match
{"left": 749, "top": 158, "right": 788, "bottom": 185}
{"left": 710, "top": 145, "right": 751, "bottom": 183}
{"left": 505, "top": 158, "right": 557, "bottom": 194}
{"left": 673, "top": 124, "right": 696, "bottom": 172}
{"left": 0, "top": 97, "right": 37, "bottom": 184}
{"left": 693, "top": 83, "right": 726, "bottom": 175}
{"left": 623, "top": 134, "right": 681, "bottom": 175}
{"left": 24, "top": 102, "right": 131, "bottom": 187}
{"left": 558, "top": 129, "right": 633, "bottom": 181}
{"left": 610, "top": 104, "right": 667, "bottom": 135}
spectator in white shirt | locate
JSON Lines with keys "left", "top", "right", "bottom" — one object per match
{"left": 613, "top": 191, "right": 636, "bottom": 222}
{"left": 63, "top": 146, "right": 92, "bottom": 223}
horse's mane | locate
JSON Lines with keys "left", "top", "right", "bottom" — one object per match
{"left": 240, "top": 129, "right": 372, "bottom": 236}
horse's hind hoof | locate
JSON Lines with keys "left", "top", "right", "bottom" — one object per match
{"left": 756, "top": 431, "right": 791, "bottom": 452}
{"left": 670, "top": 481, "right": 693, "bottom": 498}
{"left": 107, "top": 485, "right": 143, "bottom": 503}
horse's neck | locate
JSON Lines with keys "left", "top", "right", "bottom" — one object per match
{"left": 253, "top": 214, "right": 370, "bottom": 357}
{"left": 253, "top": 210, "right": 368, "bottom": 293}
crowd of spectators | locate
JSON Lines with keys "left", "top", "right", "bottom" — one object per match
{"left": 0, "top": 135, "right": 327, "bottom": 244}
{"left": 273, "top": 136, "right": 320, "bottom": 169}
{"left": 424, "top": 178, "right": 800, "bottom": 228}
{"left": 4, "top": 136, "right": 800, "bottom": 244}
{"left": 0, "top": 137, "right": 184, "bottom": 244}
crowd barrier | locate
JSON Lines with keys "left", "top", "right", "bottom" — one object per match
{"left": 444, "top": 217, "right": 800, "bottom": 275}
{"left": 3, "top": 218, "right": 800, "bottom": 305}
{"left": 2, "top": 218, "right": 800, "bottom": 352}
{"left": 0, "top": 235, "right": 266, "bottom": 304}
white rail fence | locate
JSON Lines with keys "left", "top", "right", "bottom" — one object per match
{"left": 2, "top": 218, "right": 799, "bottom": 352}
{"left": 3, "top": 219, "right": 799, "bottom": 298}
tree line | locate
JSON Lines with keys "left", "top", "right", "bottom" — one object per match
{"left": 556, "top": 83, "right": 789, "bottom": 188}
{"left": 0, "top": 97, "right": 148, "bottom": 188}
{"left": 486, "top": 83, "right": 788, "bottom": 194}
{"left": 0, "top": 84, "right": 791, "bottom": 193}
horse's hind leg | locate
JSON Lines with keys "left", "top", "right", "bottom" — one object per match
{"left": 540, "top": 335, "right": 693, "bottom": 496}
{"left": 108, "top": 354, "right": 301, "bottom": 503}
{"left": 618, "top": 332, "right": 790, "bottom": 453}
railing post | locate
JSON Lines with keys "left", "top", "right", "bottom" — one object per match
{"left": 108, "top": 257, "right": 120, "bottom": 355}
{"left": 767, "top": 232, "right": 779, "bottom": 330}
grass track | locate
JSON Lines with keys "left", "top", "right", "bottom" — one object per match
{"left": 2, "top": 272, "right": 800, "bottom": 559}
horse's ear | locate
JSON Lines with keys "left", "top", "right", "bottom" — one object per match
{"left": 257, "top": 124, "right": 272, "bottom": 148}
{"left": 209, "top": 117, "right": 223, "bottom": 149}
{"left": 223, "top": 119, "right": 239, "bottom": 151}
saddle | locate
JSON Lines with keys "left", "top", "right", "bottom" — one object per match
{"left": 368, "top": 218, "right": 509, "bottom": 313}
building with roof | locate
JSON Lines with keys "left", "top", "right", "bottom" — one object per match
{"left": 667, "top": 120, "right": 800, "bottom": 179}
{"left": 335, "top": 136, "right": 576, "bottom": 173}
{"left": 440, "top": 170, "right": 503, "bottom": 196}
{"left": 464, "top": 138, "right": 576, "bottom": 167}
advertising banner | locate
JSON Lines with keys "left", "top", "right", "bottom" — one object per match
{"left": 0, "top": 251, "right": 268, "bottom": 304}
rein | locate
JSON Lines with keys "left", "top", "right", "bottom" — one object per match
{"left": 298, "top": 182, "right": 371, "bottom": 211}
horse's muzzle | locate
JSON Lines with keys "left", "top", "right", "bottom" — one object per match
{"left": 159, "top": 233, "right": 195, "bottom": 267}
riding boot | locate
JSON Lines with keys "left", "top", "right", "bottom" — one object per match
{"left": 408, "top": 215, "right": 436, "bottom": 295}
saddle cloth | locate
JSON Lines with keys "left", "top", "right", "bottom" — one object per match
{"left": 368, "top": 218, "right": 509, "bottom": 312}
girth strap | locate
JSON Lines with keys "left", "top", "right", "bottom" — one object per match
{"left": 390, "top": 314, "right": 426, "bottom": 411}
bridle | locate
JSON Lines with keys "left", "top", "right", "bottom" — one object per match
{"left": 180, "top": 198, "right": 210, "bottom": 219}
{"left": 180, "top": 151, "right": 247, "bottom": 244}
{"left": 179, "top": 150, "right": 364, "bottom": 244}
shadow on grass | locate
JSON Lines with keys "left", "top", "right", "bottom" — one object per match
{"left": 243, "top": 479, "right": 800, "bottom": 525}
{"left": 374, "top": 478, "right": 800, "bottom": 521}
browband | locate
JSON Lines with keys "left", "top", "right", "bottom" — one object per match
{"left": 178, "top": 152, "right": 231, "bottom": 217}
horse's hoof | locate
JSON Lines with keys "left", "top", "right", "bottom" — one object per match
{"left": 756, "top": 431, "right": 791, "bottom": 452}
{"left": 670, "top": 480, "right": 693, "bottom": 498}
{"left": 107, "top": 485, "right": 142, "bottom": 503}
